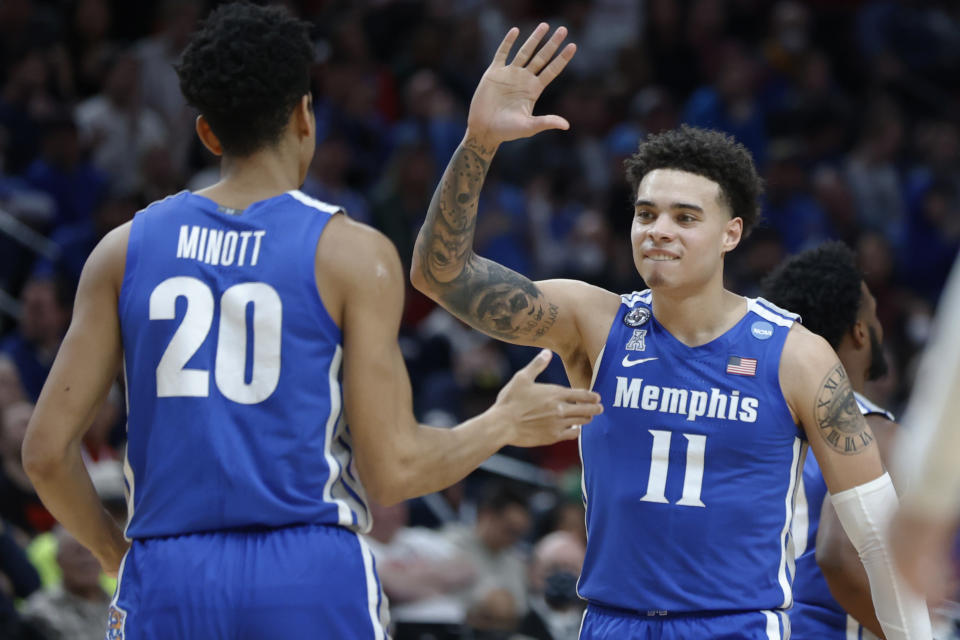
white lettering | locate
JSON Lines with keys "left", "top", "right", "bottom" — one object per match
{"left": 176, "top": 225, "right": 200, "bottom": 259}
{"left": 221, "top": 231, "right": 238, "bottom": 266}
{"left": 237, "top": 231, "right": 253, "bottom": 266}
{"left": 727, "top": 389, "right": 741, "bottom": 421}
{"left": 197, "top": 227, "right": 209, "bottom": 260}
{"left": 739, "top": 397, "right": 759, "bottom": 422}
{"left": 660, "top": 388, "right": 688, "bottom": 415}
{"left": 687, "top": 391, "right": 708, "bottom": 421}
{"left": 251, "top": 230, "right": 266, "bottom": 266}
{"left": 204, "top": 229, "right": 223, "bottom": 266}
{"left": 707, "top": 388, "right": 727, "bottom": 419}
{"left": 614, "top": 377, "right": 642, "bottom": 409}
{"left": 641, "top": 384, "right": 660, "bottom": 411}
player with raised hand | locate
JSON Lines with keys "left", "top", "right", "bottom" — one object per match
{"left": 412, "top": 24, "right": 931, "bottom": 639}
{"left": 19, "top": 5, "right": 602, "bottom": 638}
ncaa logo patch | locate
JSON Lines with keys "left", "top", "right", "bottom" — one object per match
{"left": 751, "top": 321, "right": 774, "bottom": 340}
{"left": 625, "top": 329, "right": 647, "bottom": 352}
{"left": 624, "top": 307, "right": 650, "bottom": 327}
{"left": 106, "top": 604, "right": 126, "bottom": 640}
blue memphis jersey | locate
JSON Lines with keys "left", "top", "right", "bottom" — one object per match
{"left": 578, "top": 290, "right": 804, "bottom": 616}
{"left": 790, "top": 392, "right": 894, "bottom": 639}
{"left": 118, "top": 190, "right": 370, "bottom": 539}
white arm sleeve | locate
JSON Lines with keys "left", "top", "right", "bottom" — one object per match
{"left": 830, "top": 473, "right": 932, "bottom": 640}
{"left": 894, "top": 256, "right": 960, "bottom": 519}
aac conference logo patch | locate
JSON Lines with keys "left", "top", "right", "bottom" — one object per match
{"left": 751, "top": 321, "right": 774, "bottom": 341}
{"left": 624, "top": 307, "right": 651, "bottom": 327}
{"left": 106, "top": 604, "right": 126, "bottom": 639}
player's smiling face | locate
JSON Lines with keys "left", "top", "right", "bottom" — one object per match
{"left": 630, "top": 169, "right": 742, "bottom": 292}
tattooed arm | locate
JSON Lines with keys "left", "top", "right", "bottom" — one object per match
{"left": 781, "top": 325, "right": 885, "bottom": 491}
{"left": 411, "top": 25, "right": 618, "bottom": 367}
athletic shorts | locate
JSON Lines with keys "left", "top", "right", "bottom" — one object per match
{"left": 790, "top": 601, "right": 877, "bottom": 639}
{"left": 580, "top": 603, "right": 791, "bottom": 639}
{"left": 107, "top": 523, "right": 388, "bottom": 639}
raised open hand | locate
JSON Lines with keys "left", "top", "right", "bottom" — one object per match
{"left": 466, "top": 24, "right": 576, "bottom": 146}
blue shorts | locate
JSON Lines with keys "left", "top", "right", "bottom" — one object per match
{"left": 580, "top": 603, "right": 791, "bottom": 639}
{"left": 790, "top": 601, "right": 874, "bottom": 639}
{"left": 107, "top": 524, "right": 388, "bottom": 639}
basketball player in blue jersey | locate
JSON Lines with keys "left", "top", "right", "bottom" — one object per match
{"left": 18, "top": 6, "right": 603, "bottom": 639}
{"left": 411, "top": 25, "right": 931, "bottom": 638}
{"left": 762, "top": 242, "right": 899, "bottom": 639}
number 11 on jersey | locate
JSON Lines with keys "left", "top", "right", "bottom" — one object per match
{"left": 640, "top": 429, "right": 707, "bottom": 507}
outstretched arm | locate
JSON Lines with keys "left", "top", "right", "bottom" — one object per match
{"left": 411, "top": 25, "right": 613, "bottom": 365}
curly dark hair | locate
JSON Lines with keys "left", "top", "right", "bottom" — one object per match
{"left": 624, "top": 125, "right": 763, "bottom": 236}
{"left": 760, "top": 241, "right": 862, "bottom": 349}
{"left": 175, "top": 2, "right": 314, "bottom": 156}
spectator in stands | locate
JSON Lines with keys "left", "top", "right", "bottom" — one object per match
{"left": 75, "top": 50, "right": 167, "bottom": 193}
{"left": 446, "top": 484, "right": 532, "bottom": 619}
{"left": 0, "top": 518, "right": 42, "bottom": 640}
{"left": 518, "top": 531, "right": 586, "bottom": 640}
{"left": 0, "top": 277, "right": 71, "bottom": 401}
{"left": 21, "top": 527, "right": 109, "bottom": 640}
{"left": 366, "top": 500, "right": 474, "bottom": 638}
{"left": 0, "top": 401, "right": 52, "bottom": 535}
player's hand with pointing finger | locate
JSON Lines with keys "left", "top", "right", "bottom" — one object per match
{"left": 466, "top": 23, "right": 576, "bottom": 148}
{"left": 491, "top": 349, "right": 602, "bottom": 447}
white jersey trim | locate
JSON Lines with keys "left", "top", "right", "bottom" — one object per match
{"left": 620, "top": 289, "right": 651, "bottom": 307}
{"left": 321, "top": 346, "right": 353, "bottom": 526}
{"left": 853, "top": 391, "right": 895, "bottom": 421}
{"left": 777, "top": 437, "right": 805, "bottom": 608}
{"left": 763, "top": 609, "right": 782, "bottom": 640}
{"left": 121, "top": 358, "right": 135, "bottom": 541}
{"left": 749, "top": 298, "right": 799, "bottom": 328}
{"left": 287, "top": 189, "right": 345, "bottom": 215}
{"left": 791, "top": 468, "right": 810, "bottom": 559}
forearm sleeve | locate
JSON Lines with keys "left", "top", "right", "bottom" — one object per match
{"left": 830, "top": 473, "right": 932, "bottom": 640}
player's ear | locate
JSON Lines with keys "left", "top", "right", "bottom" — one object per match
{"left": 721, "top": 216, "right": 743, "bottom": 255}
{"left": 850, "top": 319, "right": 869, "bottom": 349}
{"left": 295, "top": 93, "right": 314, "bottom": 141}
{"left": 195, "top": 116, "right": 223, "bottom": 156}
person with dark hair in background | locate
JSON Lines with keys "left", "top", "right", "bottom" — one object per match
{"left": 762, "top": 241, "right": 898, "bottom": 639}
{"left": 19, "top": 5, "right": 602, "bottom": 639}
{"left": 412, "top": 24, "right": 930, "bottom": 638}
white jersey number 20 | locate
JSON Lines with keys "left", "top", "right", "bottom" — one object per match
{"left": 149, "top": 276, "right": 282, "bottom": 404}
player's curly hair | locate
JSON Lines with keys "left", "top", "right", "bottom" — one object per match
{"left": 175, "top": 2, "right": 314, "bottom": 156}
{"left": 624, "top": 125, "right": 763, "bottom": 237}
{"left": 760, "top": 241, "right": 862, "bottom": 349}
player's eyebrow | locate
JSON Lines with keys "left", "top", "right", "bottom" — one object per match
{"left": 634, "top": 199, "right": 704, "bottom": 212}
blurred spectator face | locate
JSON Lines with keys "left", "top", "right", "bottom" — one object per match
{"left": 368, "top": 501, "right": 409, "bottom": 544}
{"left": 529, "top": 531, "right": 585, "bottom": 594}
{"left": 57, "top": 529, "right": 104, "bottom": 596}
{"left": 857, "top": 232, "right": 894, "bottom": 291}
{"left": 813, "top": 168, "right": 856, "bottom": 232}
{"left": 104, "top": 53, "right": 141, "bottom": 106}
{"left": 8, "top": 50, "right": 48, "bottom": 98}
{"left": 20, "top": 279, "right": 70, "bottom": 345}
{"left": 466, "top": 587, "right": 518, "bottom": 631}
{"left": 477, "top": 502, "right": 531, "bottom": 552}
{"left": 41, "top": 122, "right": 81, "bottom": 169}
{"left": 1, "top": 401, "right": 33, "bottom": 461}
{"left": 75, "top": 0, "right": 110, "bottom": 41}
{"left": 716, "top": 43, "right": 757, "bottom": 102}
{"left": 0, "top": 357, "right": 26, "bottom": 410}
{"left": 771, "top": 1, "right": 809, "bottom": 54}
{"left": 160, "top": 0, "right": 200, "bottom": 49}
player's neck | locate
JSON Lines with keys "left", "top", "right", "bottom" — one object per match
{"left": 199, "top": 150, "right": 303, "bottom": 210}
{"left": 650, "top": 285, "right": 746, "bottom": 348}
{"left": 837, "top": 345, "right": 867, "bottom": 393}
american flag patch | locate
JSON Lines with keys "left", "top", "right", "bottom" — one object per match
{"left": 726, "top": 356, "right": 757, "bottom": 376}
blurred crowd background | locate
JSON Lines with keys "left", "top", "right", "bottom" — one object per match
{"left": 0, "top": 0, "right": 957, "bottom": 638}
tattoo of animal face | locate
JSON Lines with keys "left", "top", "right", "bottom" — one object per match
{"left": 814, "top": 364, "right": 874, "bottom": 454}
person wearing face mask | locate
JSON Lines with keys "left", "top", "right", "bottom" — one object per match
{"left": 762, "top": 241, "right": 898, "bottom": 639}
{"left": 518, "top": 531, "right": 586, "bottom": 640}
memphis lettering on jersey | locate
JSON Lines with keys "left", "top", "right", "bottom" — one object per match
{"left": 612, "top": 376, "right": 759, "bottom": 423}
{"left": 176, "top": 225, "right": 266, "bottom": 267}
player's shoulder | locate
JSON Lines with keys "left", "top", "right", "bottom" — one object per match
{"left": 316, "top": 214, "right": 404, "bottom": 293}
{"left": 781, "top": 323, "right": 836, "bottom": 371}
{"left": 746, "top": 296, "right": 800, "bottom": 328}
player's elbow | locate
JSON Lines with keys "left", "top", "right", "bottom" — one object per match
{"left": 409, "top": 253, "right": 431, "bottom": 297}
{"left": 816, "top": 538, "right": 852, "bottom": 585}
{"left": 360, "top": 461, "right": 415, "bottom": 506}
{"left": 21, "top": 426, "right": 67, "bottom": 482}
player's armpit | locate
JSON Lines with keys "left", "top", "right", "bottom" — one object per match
{"left": 780, "top": 326, "right": 884, "bottom": 493}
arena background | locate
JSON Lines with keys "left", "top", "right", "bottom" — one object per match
{"left": 0, "top": 1, "right": 957, "bottom": 638}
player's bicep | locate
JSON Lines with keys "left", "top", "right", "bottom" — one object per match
{"left": 25, "top": 225, "right": 128, "bottom": 458}
{"left": 782, "top": 327, "right": 884, "bottom": 493}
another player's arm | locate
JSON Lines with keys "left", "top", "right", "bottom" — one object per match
{"left": 411, "top": 25, "right": 614, "bottom": 366}
{"left": 322, "top": 217, "right": 601, "bottom": 505}
{"left": 782, "top": 325, "right": 931, "bottom": 638}
{"left": 816, "top": 413, "right": 899, "bottom": 639}
{"left": 21, "top": 225, "right": 131, "bottom": 575}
